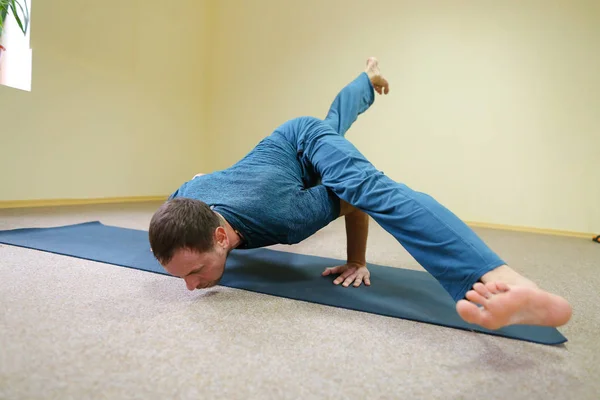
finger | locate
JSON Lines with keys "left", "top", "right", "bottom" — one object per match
{"left": 322, "top": 266, "right": 342, "bottom": 276}
{"left": 333, "top": 271, "right": 350, "bottom": 284}
{"left": 334, "top": 271, "right": 352, "bottom": 285}
{"left": 353, "top": 276, "right": 363, "bottom": 287}
{"left": 342, "top": 273, "right": 358, "bottom": 287}
{"left": 333, "top": 268, "right": 356, "bottom": 285}
{"left": 364, "top": 276, "right": 371, "bottom": 286}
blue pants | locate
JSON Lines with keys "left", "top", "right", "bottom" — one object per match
{"left": 277, "top": 72, "right": 506, "bottom": 302}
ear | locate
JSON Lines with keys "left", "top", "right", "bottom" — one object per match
{"left": 214, "top": 226, "right": 229, "bottom": 248}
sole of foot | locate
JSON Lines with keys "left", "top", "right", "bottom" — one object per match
{"left": 456, "top": 281, "right": 572, "bottom": 330}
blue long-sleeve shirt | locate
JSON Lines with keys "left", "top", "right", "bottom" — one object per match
{"left": 169, "top": 130, "right": 340, "bottom": 249}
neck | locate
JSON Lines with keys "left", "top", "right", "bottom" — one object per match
{"left": 215, "top": 212, "right": 242, "bottom": 251}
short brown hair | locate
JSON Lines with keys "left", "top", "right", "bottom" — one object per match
{"left": 149, "top": 198, "right": 221, "bottom": 264}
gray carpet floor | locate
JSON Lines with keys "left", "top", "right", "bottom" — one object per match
{"left": 0, "top": 202, "right": 598, "bottom": 400}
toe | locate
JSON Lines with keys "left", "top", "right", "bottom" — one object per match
{"left": 473, "top": 282, "right": 492, "bottom": 299}
{"left": 466, "top": 290, "right": 487, "bottom": 306}
{"left": 496, "top": 282, "right": 510, "bottom": 292}
{"left": 485, "top": 281, "right": 501, "bottom": 294}
{"left": 456, "top": 300, "right": 482, "bottom": 325}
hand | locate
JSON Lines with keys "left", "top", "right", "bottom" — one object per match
{"left": 322, "top": 262, "right": 371, "bottom": 288}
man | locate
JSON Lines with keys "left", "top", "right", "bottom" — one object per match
{"left": 149, "top": 58, "right": 572, "bottom": 331}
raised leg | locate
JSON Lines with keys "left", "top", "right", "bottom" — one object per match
{"left": 323, "top": 57, "right": 389, "bottom": 136}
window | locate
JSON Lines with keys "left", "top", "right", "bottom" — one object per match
{"left": 0, "top": 0, "right": 31, "bottom": 91}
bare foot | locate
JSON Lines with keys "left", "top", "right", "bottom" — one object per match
{"left": 456, "top": 282, "right": 572, "bottom": 330}
{"left": 365, "top": 57, "right": 390, "bottom": 95}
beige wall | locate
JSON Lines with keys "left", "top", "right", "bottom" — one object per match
{"left": 0, "top": 0, "right": 210, "bottom": 200}
{"left": 206, "top": 0, "right": 599, "bottom": 234}
{"left": 0, "top": 0, "right": 597, "bottom": 234}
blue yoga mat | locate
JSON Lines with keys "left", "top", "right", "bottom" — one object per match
{"left": 0, "top": 221, "right": 567, "bottom": 345}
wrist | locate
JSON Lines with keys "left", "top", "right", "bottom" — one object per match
{"left": 347, "top": 259, "right": 367, "bottom": 267}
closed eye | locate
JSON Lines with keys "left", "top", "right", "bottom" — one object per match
{"left": 184, "top": 266, "right": 203, "bottom": 278}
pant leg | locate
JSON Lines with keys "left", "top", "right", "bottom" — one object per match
{"left": 273, "top": 72, "right": 374, "bottom": 186}
{"left": 323, "top": 72, "right": 375, "bottom": 137}
{"left": 301, "top": 126, "right": 506, "bottom": 302}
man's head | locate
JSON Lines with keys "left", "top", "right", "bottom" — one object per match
{"left": 149, "top": 198, "right": 230, "bottom": 290}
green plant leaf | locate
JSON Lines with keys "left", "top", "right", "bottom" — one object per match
{"left": 0, "top": 0, "right": 29, "bottom": 36}
{"left": 9, "top": 0, "right": 25, "bottom": 35}
{"left": 12, "top": 0, "right": 27, "bottom": 27}
{"left": 22, "top": 0, "right": 28, "bottom": 32}
{"left": 0, "top": 4, "right": 7, "bottom": 37}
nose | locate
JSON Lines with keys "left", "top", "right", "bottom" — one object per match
{"left": 184, "top": 277, "right": 197, "bottom": 291}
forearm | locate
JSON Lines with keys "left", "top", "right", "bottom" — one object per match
{"left": 345, "top": 208, "right": 369, "bottom": 265}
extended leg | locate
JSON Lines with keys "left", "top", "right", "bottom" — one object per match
{"left": 304, "top": 129, "right": 504, "bottom": 301}
{"left": 301, "top": 127, "right": 572, "bottom": 328}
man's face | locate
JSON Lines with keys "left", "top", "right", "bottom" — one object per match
{"left": 164, "top": 246, "right": 227, "bottom": 291}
